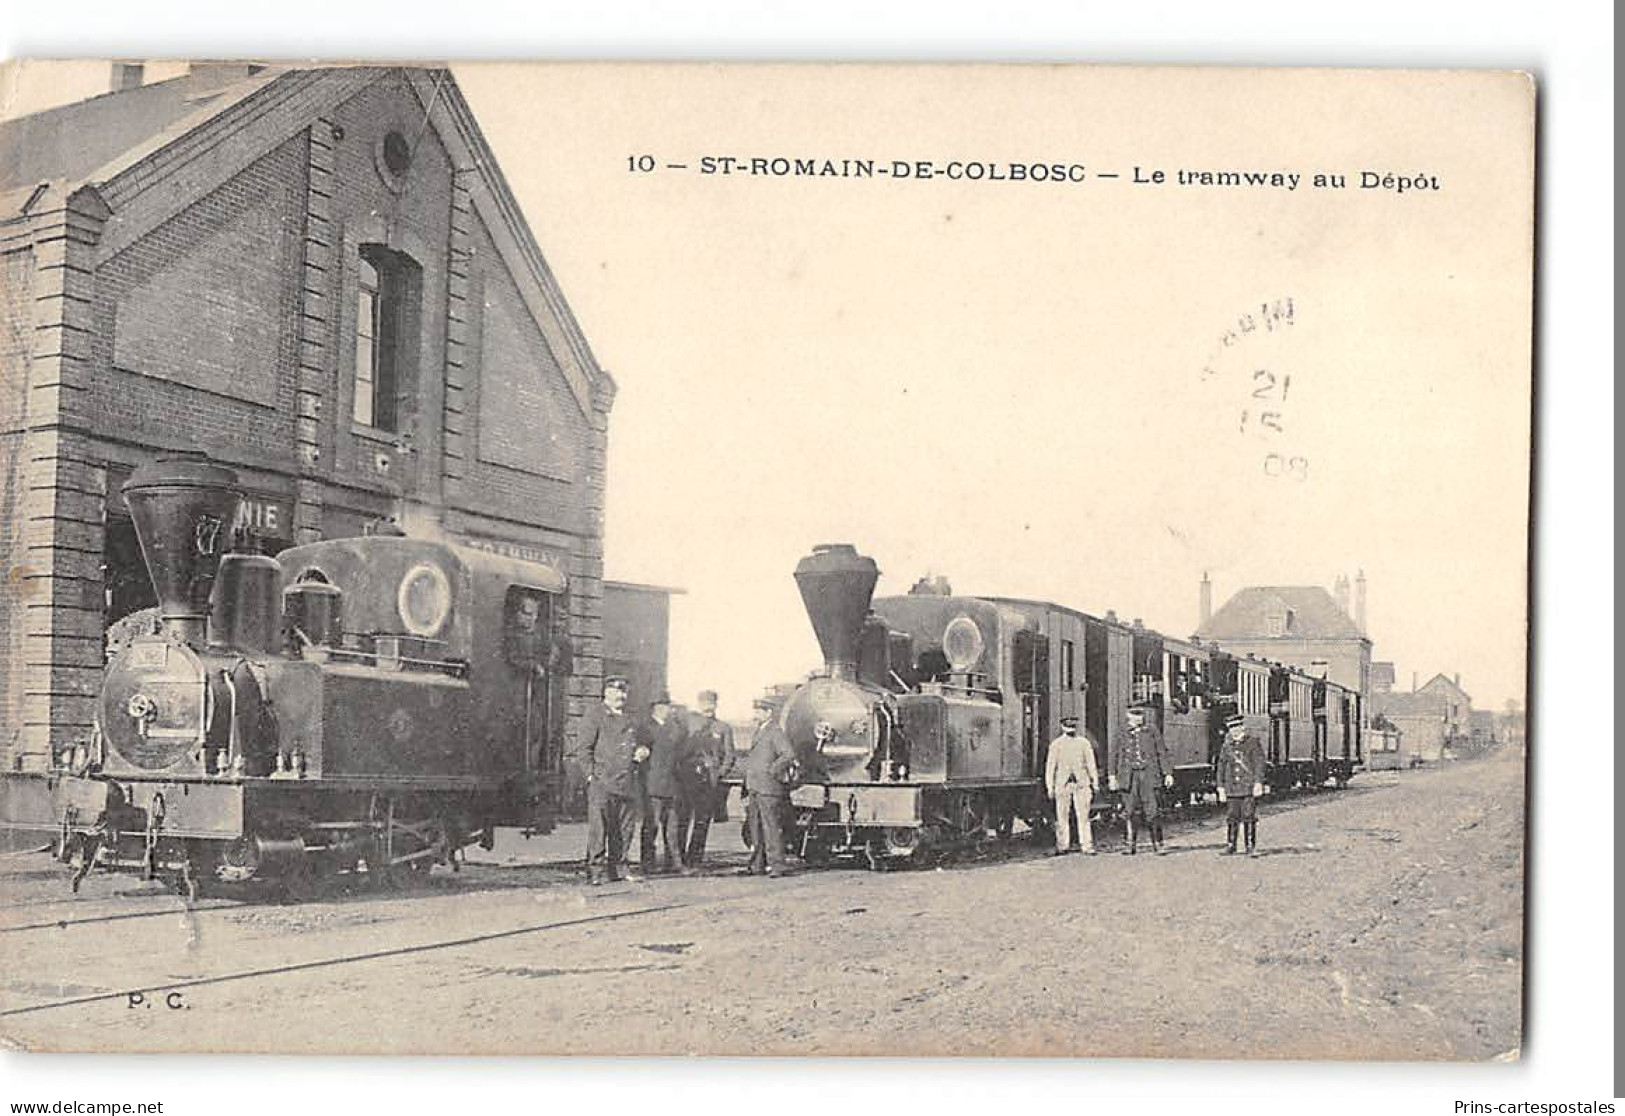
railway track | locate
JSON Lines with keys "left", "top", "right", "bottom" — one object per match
{"left": 0, "top": 899, "right": 695, "bottom": 1019}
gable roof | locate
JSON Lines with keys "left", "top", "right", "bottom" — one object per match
{"left": 1418, "top": 673, "right": 1472, "bottom": 703}
{"left": 0, "top": 64, "right": 610, "bottom": 414}
{"left": 0, "top": 68, "right": 277, "bottom": 200}
{"left": 1195, "top": 585, "right": 1364, "bottom": 641}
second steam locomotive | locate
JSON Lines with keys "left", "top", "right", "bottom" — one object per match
{"left": 767, "top": 544, "right": 1364, "bottom": 866}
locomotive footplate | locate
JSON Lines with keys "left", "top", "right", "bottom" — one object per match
{"left": 791, "top": 781, "right": 1045, "bottom": 867}
{"left": 0, "top": 772, "right": 110, "bottom": 835}
{"left": 806, "top": 784, "right": 922, "bottom": 829}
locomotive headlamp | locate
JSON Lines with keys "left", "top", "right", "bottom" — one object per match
{"left": 943, "top": 616, "right": 984, "bottom": 672}
{"left": 397, "top": 563, "right": 452, "bottom": 637}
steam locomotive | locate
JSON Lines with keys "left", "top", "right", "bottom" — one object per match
{"left": 770, "top": 544, "right": 1364, "bottom": 866}
{"left": 10, "top": 453, "right": 570, "bottom": 896}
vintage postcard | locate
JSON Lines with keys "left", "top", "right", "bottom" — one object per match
{"left": 0, "top": 61, "right": 1533, "bottom": 1058}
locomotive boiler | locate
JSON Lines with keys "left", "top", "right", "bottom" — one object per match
{"left": 22, "top": 453, "right": 570, "bottom": 896}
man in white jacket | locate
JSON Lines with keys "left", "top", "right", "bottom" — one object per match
{"left": 1045, "top": 716, "right": 1101, "bottom": 855}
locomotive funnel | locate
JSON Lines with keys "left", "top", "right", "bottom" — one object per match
{"left": 794, "top": 544, "right": 879, "bottom": 682}
{"left": 122, "top": 452, "right": 242, "bottom": 646}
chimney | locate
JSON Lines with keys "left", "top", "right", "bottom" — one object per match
{"left": 122, "top": 452, "right": 242, "bottom": 648}
{"left": 1454, "top": 673, "right": 1461, "bottom": 689}
{"left": 1355, "top": 568, "right": 1367, "bottom": 634}
{"left": 793, "top": 544, "right": 879, "bottom": 683}
{"left": 1412, "top": 671, "right": 1418, "bottom": 692}
{"left": 111, "top": 62, "right": 145, "bottom": 92}
{"left": 1333, "top": 573, "right": 1349, "bottom": 617}
{"left": 1199, "top": 571, "right": 1213, "bottom": 628}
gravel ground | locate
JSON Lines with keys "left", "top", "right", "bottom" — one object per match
{"left": 0, "top": 746, "right": 1524, "bottom": 1059}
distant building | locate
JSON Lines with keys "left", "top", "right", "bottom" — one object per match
{"left": 1195, "top": 578, "right": 1373, "bottom": 707}
{"left": 1370, "top": 690, "right": 1451, "bottom": 764}
{"left": 1368, "top": 672, "right": 1482, "bottom": 764}
{"left": 1417, "top": 673, "right": 1473, "bottom": 739}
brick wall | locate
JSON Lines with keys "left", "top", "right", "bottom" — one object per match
{"left": 3, "top": 67, "right": 615, "bottom": 772}
{"left": 476, "top": 267, "right": 582, "bottom": 480}
{"left": 0, "top": 247, "right": 35, "bottom": 757}
{"left": 94, "top": 135, "right": 305, "bottom": 463}
{"left": 455, "top": 209, "right": 592, "bottom": 535}
{"left": 322, "top": 75, "right": 454, "bottom": 512}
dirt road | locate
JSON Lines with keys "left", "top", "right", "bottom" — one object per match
{"left": 0, "top": 748, "right": 1524, "bottom": 1058}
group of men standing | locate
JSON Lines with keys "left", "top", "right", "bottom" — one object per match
{"left": 568, "top": 677, "right": 736, "bottom": 885}
{"left": 1044, "top": 702, "right": 1268, "bottom": 858}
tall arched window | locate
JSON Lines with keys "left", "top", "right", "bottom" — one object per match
{"left": 353, "top": 245, "right": 421, "bottom": 432}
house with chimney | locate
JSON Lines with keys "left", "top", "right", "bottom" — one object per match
{"left": 1194, "top": 571, "right": 1373, "bottom": 710}
{"left": 0, "top": 63, "right": 622, "bottom": 772}
{"left": 1368, "top": 671, "right": 1475, "bottom": 765}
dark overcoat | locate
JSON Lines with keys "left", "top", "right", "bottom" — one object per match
{"left": 1216, "top": 732, "right": 1267, "bottom": 797}
{"left": 572, "top": 702, "right": 639, "bottom": 796}
{"left": 1113, "top": 722, "right": 1170, "bottom": 786}
{"left": 679, "top": 713, "right": 735, "bottom": 801}
{"left": 637, "top": 714, "right": 688, "bottom": 799}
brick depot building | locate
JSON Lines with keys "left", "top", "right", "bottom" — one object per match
{"left": 0, "top": 65, "right": 616, "bottom": 771}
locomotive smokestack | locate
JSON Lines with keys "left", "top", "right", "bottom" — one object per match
{"left": 794, "top": 544, "right": 879, "bottom": 683}
{"left": 122, "top": 452, "right": 242, "bottom": 647}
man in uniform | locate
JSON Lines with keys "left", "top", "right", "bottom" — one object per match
{"left": 637, "top": 692, "right": 687, "bottom": 873}
{"left": 1109, "top": 701, "right": 1174, "bottom": 855}
{"left": 1044, "top": 716, "right": 1100, "bottom": 855}
{"left": 741, "top": 702, "right": 798, "bottom": 877}
{"left": 1216, "top": 712, "right": 1267, "bottom": 856}
{"left": 568, "top": 676, "right": 643, "bottom": 884}
{"left": 676, "top": 689, "right": 734, "bottom": 871}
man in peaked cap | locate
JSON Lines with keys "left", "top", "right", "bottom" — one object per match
{"left": 741, "top": 698, "right": 798, "bottom": 877}
{"left": 1109, "top": 700, "right": 1174, "bottom": 855}
{"left": 1045, "top": 716, "right": 1100, "bottom": 855}
{"left": 568, "top": 675, "right": 642, "bottom": 884}
{"left": 1216, "top": 711, "right": 1268, "bottom": 857}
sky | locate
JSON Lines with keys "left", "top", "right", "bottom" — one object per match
{"left": 450, "top": 64, "right": 1535, "bottom": 714}
{"left": 3, "top": 62, "right": 1535, "bottom": 715}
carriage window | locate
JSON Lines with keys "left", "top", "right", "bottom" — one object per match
{"left": 1060, "top": 639, "right": 1076, "bottom": 690}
